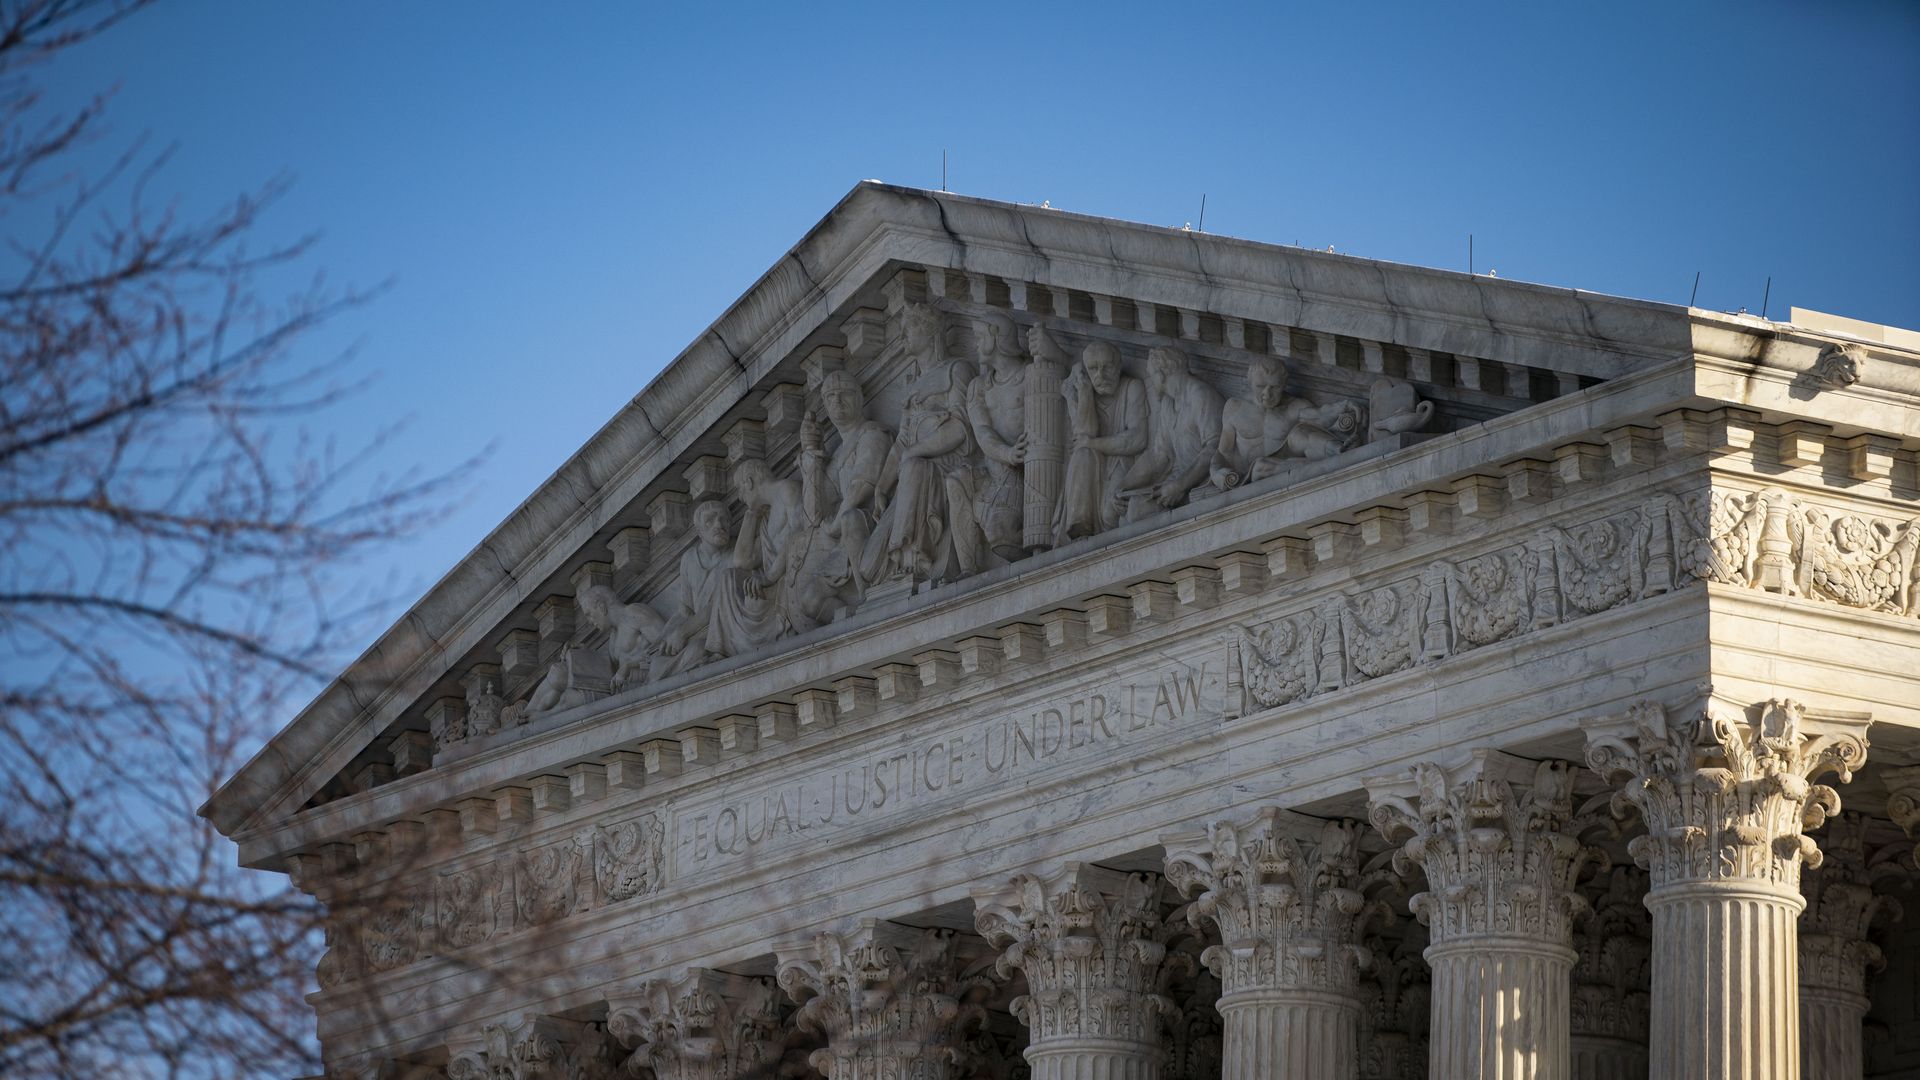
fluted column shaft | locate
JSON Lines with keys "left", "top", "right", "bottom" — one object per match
{"left": 1367, "top": 752, "right": 1599, "bottom": 1080}
{"left": 1584, "top": 695, "right": 1872, "bottom": 1080}
{"left": 1568, "top": 1036, "right": 1647, "bottom": 1080}
{"left": 1799, "top": 987, "right": 1866, "bottom": 1080}
{"left": 1795, "top": 812, "right": 1898, "bottom": 1080}
{"left": 1425, "top": 938, "right": 1575, "bottom": 1080}
{"left": 1646, "top": 882, "right": 1802, "bottom": 1076}
{"left": 1217, "top": 988, "right": 1357, "bottom": 1079}
{"left": 1025, "top": 1042, "right": 1157, "bottom": 1080}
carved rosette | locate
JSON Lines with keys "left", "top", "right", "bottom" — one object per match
{"left": 446, "top": 1017, "right": 614, "bottom": 1080}
{"left": 1582, "top": 694, "right": 1871, "bottom": 893}
{"left": 606, "top": 971, "right": 784, "bottom": 1080}
{"left": 972, "top": 865, "right": 1176, "bottom": 1063}
{"left": 775, "top": 921, "right": 985, "bottom": 1079}
{"left": 1366, "top": 753, "right": 1601, "bottom": 948}
{"left": 1163, "top": 810, "right": 1371, "bottom": 999}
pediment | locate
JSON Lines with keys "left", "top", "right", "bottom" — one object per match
{"left": 204, "top": 182, "right": 1703, "bottom": 847}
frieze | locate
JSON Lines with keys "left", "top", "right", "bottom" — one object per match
{"left": 674, "top": 661, "right": 1224, "bottom": 871}
{"left": 318, "top": 814, "right": 665, "bottom": 987}
{"left": 1231, "top": 485, "right": 1920, "bottom": 719}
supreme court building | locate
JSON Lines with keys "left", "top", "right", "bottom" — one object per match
{"left": 206, "top": 184, "right": 1920, "bottom": 1080}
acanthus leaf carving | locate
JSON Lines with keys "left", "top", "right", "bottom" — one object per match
{"left": 1365, "top": 752, "right": 1602, "bottom": 946}
{"left": 972, "top": 864, "right": 1176, "bottom": 1048}
{"left": 1163, "top": 810, "right": 1373, "bottom": 998}
{"left": 606, "top": 971, "right": 785, "bottom": 1080}
{"left": 774, "top": 921, "right": 986, "bottom": 1078}
{"left": 1581, "top": 691, "right": 1871, "bottom": 891}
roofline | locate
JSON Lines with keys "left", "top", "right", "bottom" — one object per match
{"left": 204, "top": 181, "right": 1758, "bottom": 836}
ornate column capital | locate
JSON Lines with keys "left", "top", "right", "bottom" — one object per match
{"left": 1163, "top": 809, "right": 1371, "bottom": 997}
{"left": 1799, "top": 811, "right": 1903, "bottom": 995}
{"left": 1366, "top": 749, "right": 1601, "bottom": 947}
{"left": 774, "top": 919, "right": 984, "bottom": 1078}
{"left": 605, "top": 970, "right": 784, "bottom": 1080}
{"left": 972, "top": 862, "right": 1175, "bottom": 1051}
{"left": 446, "top": 1016, "right": 614, "bottom": 1080}
{"left": 1569, "top": 865, "right": 1651, "bottom": 1067}
{"left": 1582, "top": 690, "right": 1872, "bottom": 892}
{"left": 1887, "top": 764, "right": 1920, "bottom": 867}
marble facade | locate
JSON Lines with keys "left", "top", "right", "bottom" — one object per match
{"left": 203, "top": 184, "right": 1920, "bottom": 1080}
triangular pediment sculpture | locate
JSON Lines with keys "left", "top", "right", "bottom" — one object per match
{"left": 205, "top": 182, "right": 1695, "bottom": 848}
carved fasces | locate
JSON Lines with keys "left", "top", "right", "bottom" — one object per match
{"left": 447, "top": 1016, "right": 615, "bottom": 1080}
{"left": 1581, "top": 693, "right": 1871, "bottom": 891}
{"left": 606, "top": 971, "right": 785, "bottom": 1080}
{"left": 1163, "top": 810, "right": 1372, "bottom": 997}
{"left": 1365, "top": 751, "right": 1602, "bottom": 946}
{"left": 972, "top": 864, "right": 1177, "bottom": 1049}
{"left": 775, "top": 920, "right": 986, "bottom": 1078}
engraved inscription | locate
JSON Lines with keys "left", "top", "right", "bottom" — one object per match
{"left": 675, "top": 662, "right": 1221, "bottom": 869}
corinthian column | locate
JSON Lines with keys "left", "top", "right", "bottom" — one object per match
{"left": 605, "top": 970, "right": 785, "bottom": 1080}
{"left": 1799, "top": 812, "right": 1901, "bottom": 1080}
{"left": 446, "top": 1016, "right": 616, "bottom": 1080}
{"left": 1163, "top": 809, "right": 1370, "bottom": 1080}
{"left": 1568, "top": 867, "right": 1650, "bottom": 1080}
{"left": 973, "top": 863, "right": 1174, "bottom": 1080}
{"left": 775, "top": 919, "right": 983, "bottom": 1079}
{"left": 1583, "top": 694, "right": 1872, "bottom": 1080}
{"left": 1366, "top": 750, "right": 1601, "bottom": 1080}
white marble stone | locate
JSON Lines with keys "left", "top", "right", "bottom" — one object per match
{"left": 194, "top": 186, "right": 1920, "bottom": 1079}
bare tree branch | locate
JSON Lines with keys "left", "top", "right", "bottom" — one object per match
{"left": 0, "top": 3, "right": 475, "bottom": 1076}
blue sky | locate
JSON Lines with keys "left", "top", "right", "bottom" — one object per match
{"left": 48, "top": 0, "right": 1920, "bottom": 671}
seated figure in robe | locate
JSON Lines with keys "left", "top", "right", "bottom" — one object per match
{"left": 1121, "top": 346, "right": 1223, "bottom": 520}
{"left": 650, "top": 500, "right": 785, "bottom": 679}
{"left": 1034, "top": 333, "right": 1147, "bottom": 544}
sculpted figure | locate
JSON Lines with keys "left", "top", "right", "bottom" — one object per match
{"left": 576, "top": 583, "right": 664, "bottom": 691}
{"left": 799, "top": 369, "right": 892, "bottom": 603}
{"left": 1367, "top": 377, "right": 1434, "bottom": 442}
{"left": 736, "top": 456, "right": 839, "bottom": 634}
{"left": 1121, "top": 345, "right": 1223, "bottom": 518}
{"left": 520, "top": 645, "right": 613, "bottom": 721}
{"left": 651, "top": 500, "right": 785, "bottom": 678}
{"left": 1210, "top": 355, "right": 1361, "bottom": 489}
{"left": 864, "top": 303, "right": 985, "bottom": 585}
{"left": 1041, "top": 335, "right": 1147, "bottom": 543}
{"left": 965, "top": 311, "right": 1034, "bottom": 562}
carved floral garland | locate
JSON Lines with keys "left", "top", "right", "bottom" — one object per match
{"left": 320, "top": 814, "right": 664, "bottom": 985}
{"left": 1235, "top": 488, "right": 1920, "bottom": 714}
